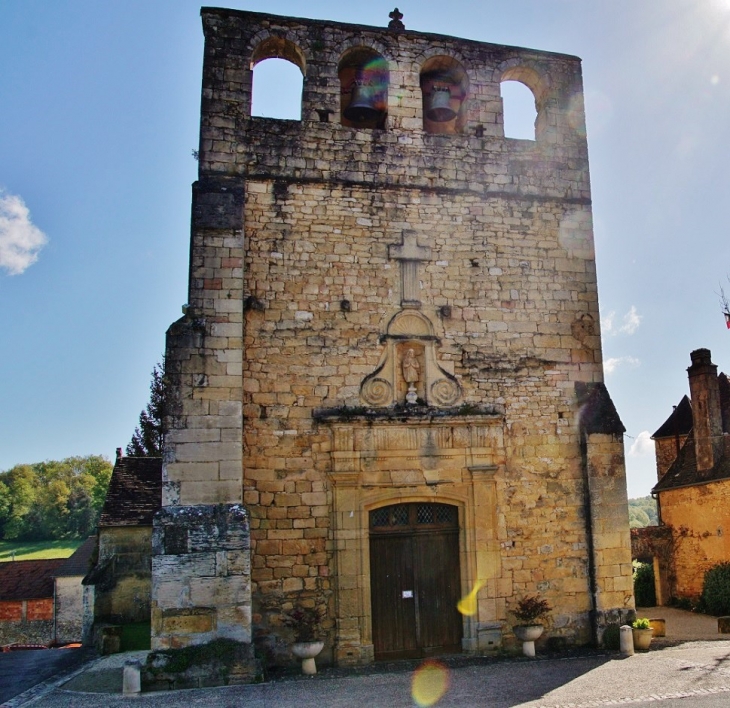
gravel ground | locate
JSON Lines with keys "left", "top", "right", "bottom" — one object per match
{"left": 4, "top": 607, "right": 729, "bottom": 708}
{"left": 637, "top": 606, "right": 724, "bottom": 642}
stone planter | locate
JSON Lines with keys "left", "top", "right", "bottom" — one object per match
{"left": 649, "top": 618, "right": 665, "bottom": 638}
{"left": 513, "top": 624, "right": 544, "bottom": 657}
{"left": 291, "top": 641, "right": 325, "bottom": 675}
{"left": 632, "top": 627, "right": 653, "bottom": 651}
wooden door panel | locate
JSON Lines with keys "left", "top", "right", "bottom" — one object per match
{"left": 370, "top": 534, "right": 417, "bottom": 658}
{"left": 414, "top": 531, "right": 462, "bottom": 653}
{"left": 370, "top": 503, "right": 462, "bottom": 660}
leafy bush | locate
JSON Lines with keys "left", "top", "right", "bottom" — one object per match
{"left": 669, "top": 596, "right": 694, "bottom": 611}
{"left": 632, "top": 617, "right": 651, "bottom": 630}
{"left": 511, "top": 595, "right": 552, "bottom": 625}
{"left": 701, "top": 562, "right": 730, "bottom": 616}
{"left": 283, "top": 603, "right": 325, "bottom": 642}
{"left": 633, "top": 562, "right": 656, "bottom": 607}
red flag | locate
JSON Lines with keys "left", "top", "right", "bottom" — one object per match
{"left": 725, "top": 311, "right": 730, "bottom": 330}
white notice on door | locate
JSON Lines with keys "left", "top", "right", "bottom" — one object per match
{"left": 402, "top": 590, "right": 414, "bottom": 598}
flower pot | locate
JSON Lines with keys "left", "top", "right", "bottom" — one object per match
{"left": 514, "top": 625, "right": 544, "bottom": 642}
{"left": 291, "top": 641, "right": 324, "bottom": 675}
{"left": 513, "top": 624, "right": 544, "bottom": 656}
{"left": 632, "top": 627, "right": 653, "bottom": 651}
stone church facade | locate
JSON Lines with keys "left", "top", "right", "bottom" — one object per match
{"left": 152, "top": 7, "right": 633, "bottom": 667}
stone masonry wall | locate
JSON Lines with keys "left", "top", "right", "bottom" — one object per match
{"left": 96, "top": 526, "right": 153, "bottom": 625}
{"left": 151, "top": 504, "right": 252, "bottom": 649}
{"left": 661, "top": 480, "right": 730, "bottom": 599}
{"left": 241, "top": 178, "right": 605, "bottom": 647}
{"left": 655, "top": 436, "right": 688, "bottom": 481}
{"left": 55, "top": 576, "right": 84, "bottom": 644}
{"left": 0, "top": 599, "right": 54, "bottom": 646}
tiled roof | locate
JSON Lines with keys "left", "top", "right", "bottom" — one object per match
{"left": 99, "top": 456, "right": 162, "bottom": 527}
{"left": 0, "top": 559, "right": 64, "bottom": 601}
{"left": 653, "top": 433, "right": 730, "bottom": 492}
{"left": 652, "top": 395, "right": 693, "bottom": 439}
{"left": 54, "top": 536, "right": 97, "bottom": 578}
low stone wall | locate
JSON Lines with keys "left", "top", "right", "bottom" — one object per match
{"left": 0, "top": 598, "right": 54, "bottom": 646}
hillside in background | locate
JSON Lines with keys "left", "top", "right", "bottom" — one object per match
{"left": 628, "top": 496, "right": 658, "bottom": 528}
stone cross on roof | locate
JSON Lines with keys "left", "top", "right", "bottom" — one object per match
{"left": 388, "top": 8, "right": 405, "bottom": 31}
{"left": 388, "top": 231, "right": 431, "bottom": 308}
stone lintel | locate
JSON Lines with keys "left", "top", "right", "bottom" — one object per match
{"left": 314, "top": 406, "right": 504, "bottom": 424}
{"left": 468, "top": 464, "right": 498, "bottom": 475}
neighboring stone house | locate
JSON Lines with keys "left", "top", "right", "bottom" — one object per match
{"left": 0, "top": 540, "right": 96, "bottom": 647}
{"left": 648, "top": 348, "right": 730, "bottom": 602}
{"left": 153, "top": 8, "right": 632, "bottom": 669}
{"left": 53, "top": 535, "right": 96, "bottom": 644}
{"left": 0, "top": 559, "right": 63, "bottom": 646}
{"left": 84, "top": 451, "right": 161, "bottom": 642}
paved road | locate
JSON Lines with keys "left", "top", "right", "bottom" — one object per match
{"left": 0, "top": 648, "right": 90, "bottom": 704}
{"left": 9, "top": 640, "right": 730, "bottom": 708}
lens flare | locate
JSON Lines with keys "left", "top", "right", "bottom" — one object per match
{"left": 456, "top": 580, "right": 485, "bottom": 616}
{"left": 557, "top": 209, "right": 592, "bottom": 254}
{"left": 411, "top": 660, "right": 450, "bottom": 707}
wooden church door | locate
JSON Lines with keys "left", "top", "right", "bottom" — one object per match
{"left": 369, "top": 502, "right": 462, "bottom": 660}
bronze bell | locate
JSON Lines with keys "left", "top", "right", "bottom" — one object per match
{"left": 425, "top": 85, "right": 457, "bottom": 122}
{"left": 344, "top": 79, "right": 381, "bottom": 123}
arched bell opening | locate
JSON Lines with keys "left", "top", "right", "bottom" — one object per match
{"left": 338, "top": 47, "right": 389, "bottom": 130}
{"left": 250, "top": 37, "right": 306, "bottom": 120}
{"left": 419, "top": 56, "right": 468, "bottom": 135}
{"left": 500, "top": 66, "right": 545, "bottom": 141}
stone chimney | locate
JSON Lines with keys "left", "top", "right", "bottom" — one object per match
{"left": 687, "top": 348, "right": 723, "bottom": 474}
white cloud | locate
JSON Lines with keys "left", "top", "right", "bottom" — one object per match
{"left": 619, "top": 305, "right": 642, "bottom": 335}
{"left": 602, "top": 306, "right": 642, "bottom": 336}
{"left": 604, "top": 356, "right": 640, "bottom": 374}
{"left": 0, "top": 191, "right": 48, "bottom": 275}
{"left": 601, "top": 311, "right": 615, "bottom": 334}
{"left": 629, "top": 430, "right": 655, "bottom": 457}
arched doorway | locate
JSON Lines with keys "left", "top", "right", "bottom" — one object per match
{"left": 369, "top": 502, "right": 462, "bottom": 660}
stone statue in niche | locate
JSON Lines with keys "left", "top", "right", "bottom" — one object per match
{"left": 360, "top": 310, "right": 461, "bottom": 408}
{"left": 402, "top": 348, "right": 420, "bottom": 405}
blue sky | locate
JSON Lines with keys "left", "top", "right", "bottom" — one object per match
{"left": 2, "top": 0, "right": 730, "bottom": 498}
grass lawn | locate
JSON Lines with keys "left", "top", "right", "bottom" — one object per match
{"left": 0, "top": 539, "right": 85, "bottom": 562}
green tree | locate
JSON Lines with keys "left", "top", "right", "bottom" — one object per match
{"left": 1, "top": 465, "right": 38, "bottom": 539}
{"left": 628, "top": 496, "right": 658, "bottom": 528}
{"left": 126, "top": 360, "right": 168, "bottom": 457}
{"left": 0, "top": 456, "right": 112, "bottom": 540}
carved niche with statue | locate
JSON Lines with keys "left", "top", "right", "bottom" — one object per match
{"left": 360, "top": 310, "right": 461, "bottom": 408}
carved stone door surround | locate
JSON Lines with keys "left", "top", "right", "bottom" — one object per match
{"left": 313, "top": 409, "right": 506, "bottom": 665}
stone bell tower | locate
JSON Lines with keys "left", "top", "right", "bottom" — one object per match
{"left": 154, "top": 7, "right": 632, "bottom": 668}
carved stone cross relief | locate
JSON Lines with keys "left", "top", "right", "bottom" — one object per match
{"left": 388, "top": 230, "right": 431, "bottom": 309}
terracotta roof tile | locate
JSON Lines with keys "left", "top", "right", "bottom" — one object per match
{"left": 99, "top": 456, "right": 162, "bottom": 527}
{"left": 54, "top": 536, "right": 97, "bottom": 577}
{"left": 0, "top": 559, "right": 64, "bottom": 601}
{"left": 653, "top": 434, "right": 730, "bottom": 492}
{"left": 652, "top": 395, "right": 693, "bottom": 439}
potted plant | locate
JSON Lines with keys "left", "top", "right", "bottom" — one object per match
{"left": 283, "top": 604, "right": 325, "bottom": 675}
{"left": 511, "top": 595, "right": 552, "bottom": 657}
{"left": 631, "top": 617, "right": 653, "bottom": 650}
